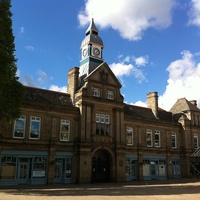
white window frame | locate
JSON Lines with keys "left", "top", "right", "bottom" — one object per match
{"left": 127, "top": 127, "right": 134, "bottom": 146}
{"left": 171, "top": 132, "right": 177, "bottom": 149}
{"left": 194, "top": 134, "right": 199, "bottom": 149}
{"left": 60, "top": 120, "right": 70, "bottom": 141}
{"left": 107, "top": 91, "right": 114, "bottom": 100}
{"left": 96, "top": 114, "right": 100, "bottom": 123}
{"left": 13, "top": 115, "right": 26, "bottom": 139}
{"left": 96, "top": 113, "right": 110, "bottom": 136}
{"left": 101, "top": 114, "right": 105, "bottom": 123}
{"left": 93, "top": 88, "right": 100, "bottom": 97}
{"left": 30, "top": 116, "right": 41, "bottom": 140}
{"left": 155, "top": 130, "right": 160, "bottom": 147}
{"left": 146, "top": 130, "right": 152, "bottom": 147}
{"left": 105, "top": 115, "right": 110, "bottom": 124}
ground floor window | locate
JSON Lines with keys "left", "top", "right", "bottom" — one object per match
{"left": 0, "top": 156, "right": 16, "bottom": 179}
{"left": 0, "top": 154, "right": 48, "bottom": 184}
{"left": 172, "top": 160, "right": 181, "bottom": 178}
{"left": 54, "top": 157, "right": 72, "bottom": 183}
{"left": 143, "top": 159, "right": 166, "bottom": 180}
{"left": 125, "top": 158, "right": 137, "bottom": 181}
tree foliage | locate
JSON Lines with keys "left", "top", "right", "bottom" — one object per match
{"left": 0, "top": 0, "right": 24, "bottom": 121}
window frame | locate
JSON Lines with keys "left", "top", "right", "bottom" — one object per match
{"left": 30, "top": 116, "right": 41, "bottom": 140}
{"left": 126, "top": 127, "right": 134, "bottom": 146}
{"left": 96, "top": 113, "right": 110, "bottom": 136}
{"left": 146, "top": 129, "right": 153, "bottom": 147}
{"left": 107, "top": 90, "right": 114, "bottom": 100}
{"left": 13, "top": 115, "right": 26, "bottom": 139}
{"left": 60, "top": 120, "right": 70, "bottom": 141}
{"left": 93, "top": 88, "right": 100, "bottom": 97}
{"left": 154, "top": 130, "right": 161, "bottom": 147}
{"left": 171, "top": 132, "right": 177, "bottom": 149}
{"left": 194, "top": 134, "right": 199, "bottom": 149}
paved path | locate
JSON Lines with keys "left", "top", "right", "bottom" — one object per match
{"left": 0, "top": 179, "right": 200, "bottom": 200}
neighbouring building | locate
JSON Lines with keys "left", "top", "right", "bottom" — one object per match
{"left": 0, "top": 19, "right": 200, "bottom": 186}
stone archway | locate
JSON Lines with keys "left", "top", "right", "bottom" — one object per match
{"left": 91, "top": 149, "right": 111, "bottom": 183}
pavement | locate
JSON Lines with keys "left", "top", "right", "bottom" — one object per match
{"left": 0, "top": 178, "right": 200, "bottom": 200}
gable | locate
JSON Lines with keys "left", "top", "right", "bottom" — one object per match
{"left": 170, "top": 98, "right": 200, "bottom": 113}
{"left": 84, "top": 62, "right": 122, "bottom": 88}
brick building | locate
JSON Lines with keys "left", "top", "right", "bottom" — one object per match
{"left": 0, "top": 19, "right": 200, "bottom": 186}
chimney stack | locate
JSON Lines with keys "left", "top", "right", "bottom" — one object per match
{"left": 190, "top": 100, "right": 197, "bottom": 107}
{"left": 68, "top": 67, "right": 79, "bottom": 104}
{"left": 147, "top": 92, "right": 159, "bottom": 118}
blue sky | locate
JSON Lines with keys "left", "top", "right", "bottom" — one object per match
{"left": 11, "top": 0, "right": 200, "bottom": 111}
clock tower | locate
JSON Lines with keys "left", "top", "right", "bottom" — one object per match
{"left": 79, "top": 18, "right": 104, "bottom": 85}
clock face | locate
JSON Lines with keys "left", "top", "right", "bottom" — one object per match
{"left": 93, "top": 47, "right": 100, "bottom": 56}
{"left": 83, "top": 48, "right": 87, "bottom": 57}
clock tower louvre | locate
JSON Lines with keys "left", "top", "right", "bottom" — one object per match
{"left": 79, "top": 18, "right": 104, "bottom": 86}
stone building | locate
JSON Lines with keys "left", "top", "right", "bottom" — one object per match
{"left": 0, "top": 19, "right": 200, "bottom": 186}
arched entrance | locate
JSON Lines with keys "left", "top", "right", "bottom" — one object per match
{"left": 92, "top": 149, "right": 110, "bottom": 183}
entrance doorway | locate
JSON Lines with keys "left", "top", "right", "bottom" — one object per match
{"left": 92, "top": 150, "right": 110, "bottom": 183}
{"left": 18, "top": 158, "right": 30, "bottom": 184}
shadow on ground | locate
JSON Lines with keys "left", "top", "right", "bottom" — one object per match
{"left": 0, "top": 179, "right": 200, "bottom": 197}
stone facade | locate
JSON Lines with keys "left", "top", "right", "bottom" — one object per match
{"left": 0, "top": 19, "right": 200, "bottom": 186}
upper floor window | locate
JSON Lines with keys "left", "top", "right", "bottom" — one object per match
{"left": 13, "top": 115, "right": 26, "bottom": 138}
{"left": 96, "top": 113, "right": 110, "bottom": 136}
{"left": 107, "top": 91, "right": 114, "bottom": 100}
{"left": 171, "top": 132, "right": 177, "bottom": 149}
{"left": 60, "top": 120, "right": 70, "bottom": 141}
{"left": 93, "top": 88, "right": 100, "bottom": 97}
{"left": 30, "top": 117, "right": 41, "bottom": 139}
{"left": 146, "top": 130, "right": 152, "bottom": 147}
{"left": 126, "top": 127, "right": 133, "bottom": 146}
{"left": 194, "top": 134, "right": 199, "bottom": 149}
{"left": 155, "top": 130, "right": 160, "bottom": 147}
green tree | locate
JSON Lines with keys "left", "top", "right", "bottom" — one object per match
{"left": 0, "top": 0, "right": 24, "bottom": 121}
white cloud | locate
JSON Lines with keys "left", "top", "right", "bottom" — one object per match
{"left": 78, "top": 0, "right": 175, "bottom": 40}
{"left": 159, "top": 50, "right": 200, "bottom": 111}
{"left": 37, "top": 69, "right": 53, "bottom": 84}
{"left": 135, "top": 56, "right": 148, "bottom": 66}
{"left": 109, "top": 54, "right": 148, "bottom": 84}
{"left": 49, "top": 85, "right": 67, "bottom": 93}
{"left": 19, "top": 27, "right": 25, "bottom": 34}
{"left": 16, "top": 69, "right": 20, "bottom": 77}
{"left": 21, "top": 75, "right": 36, "bottom": 87}
{"left": 188, "top": 0, "right": 200, "bottom": 26}
{"left": 110, "top": 62, "right": 133, "bottom": 77}
{"left": 25, "top": 46, "right": 34, "bottom": 51}
{"left": 132, "top": 100, "right": 147, "bottom": 107}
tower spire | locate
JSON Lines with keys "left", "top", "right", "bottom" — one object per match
{"left": 79, "top": 18, "right": 104, "bottom": 86}
{"left": 85, "top": 18, "right": 99, "bottom": 35}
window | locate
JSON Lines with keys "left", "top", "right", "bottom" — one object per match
{"left": 93, "top": 88, "right": 100, "bottom": 97}
{"left": 33, "top": 156, "right": 47, "bottom": 179}
{"left": 60, "top": 120, "right": 70, "bottom": 141}
{"left": 96, "top": 114, "right": 100, "bottom": 123}
{"left": 146, "top": 130, "right": 152, "bottom": 147}
{"left": 105, "top": 115, "right": 110, "bottom": 124}
{"left": 13, "top": 115, "right": 26, "bottom": 138}
{"left": 30, "top": 117, "right": 41, "bottom": 139}
{"left": 96, "top": 113, "right": 110, "bottom": 136}
{"left": 107, "top": 91, "right": 114, "bottom": 100}
{"left": 126, "top": 127, "right": 133, "bottom": 146}
{"left": 194, "top": 134, "right": 199, "bottom": 149}
{"left": 171, "top": 132, "right": 177, "bottom": 148}
{"left": 0, "top": 156, "right": 17, "bottom": 179}
{"left": 155, "top": 130, "right": 160, "bottom": 147}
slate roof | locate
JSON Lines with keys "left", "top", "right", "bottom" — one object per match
{"left": 170, "top": 98, "right": 200, "bottom": 114}
{"left": 124, "top": 104, "right": 173, "bottom": 121}
{"left": 23, "top": 86, "right": 73, "bottom": 108}
{"left": 81, "top": 18, "right": 103, "bottom": 47}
